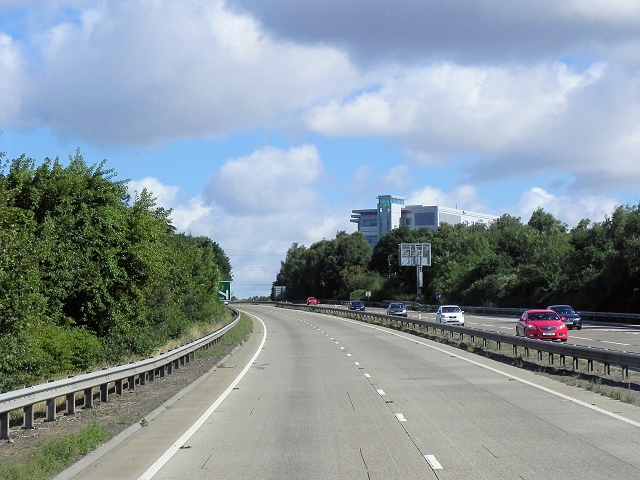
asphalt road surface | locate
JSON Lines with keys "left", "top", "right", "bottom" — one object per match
{"left": 60, "top": 304, "right": 640, "bottom": 479}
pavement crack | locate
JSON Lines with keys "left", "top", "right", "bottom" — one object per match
{"left": 481, "top": 444, "right": 498, "bottom": 458}
{"left": 360, "top": 448, "right": 371, "bottom": 480}
{"left": 347, "top": 391, "right": 356, "bottom": 411}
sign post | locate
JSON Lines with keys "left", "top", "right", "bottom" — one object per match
{"left": 218, "top": 281, "right": 231, "bottom": 302}
{"left": 398, "top": 243, "right": 431, "bottom": 297}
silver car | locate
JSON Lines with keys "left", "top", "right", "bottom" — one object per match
{"left": 386, "top": 302, "right": 408, "bottom": 317}
{"left": 436, "top": 305, "right": 465, "bottom": 325}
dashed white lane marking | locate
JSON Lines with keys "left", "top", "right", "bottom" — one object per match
{"left": 571, "top": 336, "right": 591, "bottom": 340}
{"left": 364, "top": 373, "right": 371, "bottom": 378}
{"left": 354, "top": 362, "right": 360, "bottom": 365}
{"left": 137, "top": 313, "right": 268, "bottom": 480}
{"left": 425, "top": 455, "right": 443, "bottom": 469}
{"left": 338, "top": 318, "right": 640, "bottom": 429}
{"left": 346, "top": 353, "right": 352, "bottom": 357}
{"left": 601, "top": 340, "right": 631, "bottom": 346}
{"left": 395, "top": 413, "right": 407, "bottom": 422}
{"left": 340, "top": 347, "right": 345, "bottom": 350}
{"left": 377, "top": 389, "right": 386, "bottom": 395}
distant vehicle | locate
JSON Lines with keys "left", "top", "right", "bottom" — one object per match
{"left": 546, "top": 305, "right": 582, "bottom": 330}
{"left": 306, "top": 297, "right": 318, "bottom": 305}
{"left": 436, "top": 305, "right": 465, "bottom": 325}
{"left": 349, "top": 300, "right": 365, "bottom": 311}
{"left": 386, "top": 302, "right": 408, "bottom": 317}
{"left": 516, "top": 309, "right": 568, "bottom": 341}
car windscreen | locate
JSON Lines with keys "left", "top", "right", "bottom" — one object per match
{"left": 554, "top": 307, "right": 574, "bottom": 314}
{"left": 442, "top": 307, "right": 460, "bottom": 313}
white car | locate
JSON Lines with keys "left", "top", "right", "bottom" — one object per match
{"left": 436, "top": 305, "right": 465, "bottom": 325}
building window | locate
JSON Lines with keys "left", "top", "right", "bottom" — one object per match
{"left": 415, "top": 212, "right": 436, "bottom": 226}
{"left": 363, "top": 219, "right": 378, "bottom": 227}
{"left": 365, "top": 235, "right": 378, "bottom": 244}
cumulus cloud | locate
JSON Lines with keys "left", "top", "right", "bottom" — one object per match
{"left": 128, "top": 177, "right": 179, "bottom": 205}
{"left": 307, "top": 61, "right": 604, "bottom": 150}
{"left": 0, "top": 32, "right": 21, "bottom": 123}
{"left": 405, "top": 184, "right": 492, "bottom": 213}
{"left": 512, "top": 187, "right": 619, "bottom": 227}
{"left": 15, "top": 0, "right": 357, "bottom": 145}
{"left": 205, "top": 144, "right": 323, "bottom": 215}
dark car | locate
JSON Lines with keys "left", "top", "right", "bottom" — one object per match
{"left": 546, "top": 305, "right": 582, "bottom": 330}
{"left": 386, "top": 302, "right": 408, "bottom": 317}
{"left": 349, "top": 301, "right": 366, "bottom": 311}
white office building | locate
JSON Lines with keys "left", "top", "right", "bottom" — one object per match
{"left": 351, "top": 195, "right": 499, "bottom": 248}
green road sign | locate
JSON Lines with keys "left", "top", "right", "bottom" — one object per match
{"left": 218, "top": 281, "right": 231, "bottom": 301}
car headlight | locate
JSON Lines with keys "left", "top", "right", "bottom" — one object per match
{"left": 526, "top": 324, "right": 538, "bottom": 330}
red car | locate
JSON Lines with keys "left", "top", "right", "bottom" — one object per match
{"left": 306, "top": 297, "right": 318, "bottom": 305}
{"left": 516, "top": 309, "right": 568, "bottom": 342}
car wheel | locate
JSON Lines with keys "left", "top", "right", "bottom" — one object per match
{"left": 577, "top": 324, "right": 582, "bottom": 330}
{"left": 561, "top": 339, "right": 567, "bottom": 342}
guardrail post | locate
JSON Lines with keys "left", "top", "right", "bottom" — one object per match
{"left": 548, "top": 353, "right": 554, "bottom": 366}
{"left": 149, "top": 369, "right": 155, "bottom": 382}
{"left": 513, "top": 345, "right": 518, "bottom": 356}
{"left": 525, "top": 347, "right": 529, "bottom": 358}
{"left": 604, "top": 363, "right": 610, "bottom": 376}
{"left": 573, "top": 357, "right": 579, "bottom": 370}
{"left": 167, "top": 362, "right": 174, "bottom": 374}
{"left": 46, "top": 398, "right": 56, "bottom": 422}
{"left": 1, "top": 412, "right": 9, "bottom": 440}
{"left": 66, "top": 392, "right": 76, "bottom": 415}
{"left": 23, "top": 404, "right": 35, "bottom": 429}
{"left": 538, "top": 350, "right": 543, "bottom": 361}
{"left": 128, "top": 375, "right": 136, "bottom": 391}
{"left": 84, "top": 388, "right": 94, "bottom": 408}
{"left": 560, "top": 355, "right": 566, "bottom": 367}
{"left": 115, "top": 378, "right": 123, "bottom": 395}
{"left": 140, "top": 372, "right": 147, "bottom": 386}
{"left": 100, "top": 383, "right": 109, "bottom": 402}
{"left": 623, "top": 366, "right": 629, "bottom": 379}
{"left": 588, "top": 359, "right": 594, "bottom": 372}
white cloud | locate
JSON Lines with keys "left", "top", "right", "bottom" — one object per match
{"left": 405, "top": 184, "right": 491, "bottom": 213}
{"left": 205, "top": 144, "right": 323, "bottom": 215}
{"left": 127, "top": 177, "right": 179, "bottom": 205}
{"left": 0, "top": 33, "right": 21, "bottom": 123}
{"left": 513, "top": 187, "right": 619, "bottom": 227}
{"left": 561, "top": 0, "right": 640, "bottom": 23}
{"left": 16, "top": 0, "right": 357, "bottom": 144}
{"left": 307, "top": 61, "right": 605, "bottom": 153}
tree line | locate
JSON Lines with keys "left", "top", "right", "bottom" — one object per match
{"left": 0, "top": 151, "right": 231, "bottom": 391}
{"left": 275, "top": 206, "right": 640, "bottom": 313}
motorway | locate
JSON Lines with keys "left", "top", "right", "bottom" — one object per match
{"left": 59, "top": 304, "right": 640, "bottom": 479}
{"left": 338, "top": 305, "right": 640, "bottom": 354}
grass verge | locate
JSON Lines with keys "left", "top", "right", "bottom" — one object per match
{"left": 0, "top": 422, "right": 107, "bottom": 480}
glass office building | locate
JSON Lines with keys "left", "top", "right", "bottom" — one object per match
{"left": 351, "top": 195, "right": 499, "bottom": 248}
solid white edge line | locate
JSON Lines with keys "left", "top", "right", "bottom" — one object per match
{"left": 136, "top": 313, "right": 268, "bottom": 480}
{"left": 341, "top": 318, "right": 640, "bottom": 429}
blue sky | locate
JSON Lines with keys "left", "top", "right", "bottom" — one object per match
{"left": 1, "top": 1, "right": 640, "bottom": 299}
